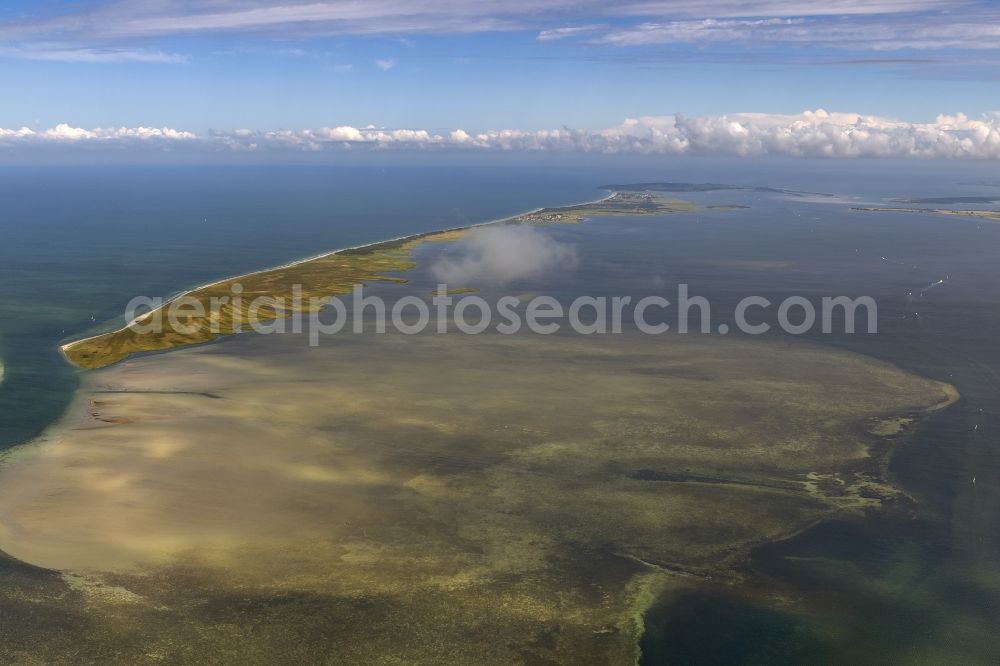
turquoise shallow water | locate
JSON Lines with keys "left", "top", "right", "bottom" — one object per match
{"left": 558, "top": 182, "right": 1000, "bottom": 664}
{"left": 2, "top": 160, "right": 1000, "bottom": 661}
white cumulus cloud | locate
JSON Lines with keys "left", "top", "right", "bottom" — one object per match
{"left": 3, "top": 111, "right": 1000, "bottom": 159}
{"left": 0, "top": 124, "right": 197, "bottom": 145}
{"left": 431, "top": 226, "right": 579, "bottom": 285}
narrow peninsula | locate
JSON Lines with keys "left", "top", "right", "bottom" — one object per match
{"left": 853, "top": 206, "right": 1000, "bottom": 221}
{"left": 61, "top": 190, "right": 696, "bottom": 369}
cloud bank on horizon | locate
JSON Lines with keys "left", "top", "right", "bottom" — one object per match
{"left": 4, "top": 110, "right": 1000, "bottom": 159}
{"left": 3, "top": 2, "right": 1000, "bottom": 149}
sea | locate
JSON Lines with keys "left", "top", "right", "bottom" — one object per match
{"left": 1, "top": 158, "right": 999, "bottom": 662}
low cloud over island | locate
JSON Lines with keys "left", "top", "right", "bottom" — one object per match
{"left": 431, "top": 226, "right": 579, "bottom": 286}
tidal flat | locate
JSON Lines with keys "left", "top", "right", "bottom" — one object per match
{"left": 0, "top": 319, "right": 952, "bottom": 662}
{"left": 5, "top": 174, "right": 994, "bottom": 663}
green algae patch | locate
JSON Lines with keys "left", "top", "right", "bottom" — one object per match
{"left": 0, "top": 332, "right": 956, "bottom": 663}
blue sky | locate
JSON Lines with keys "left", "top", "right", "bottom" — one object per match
{"left": 1, "top": 1, "right": 999, "bottom": 158}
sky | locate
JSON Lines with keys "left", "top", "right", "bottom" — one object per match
{"left": 1, "top": 0, "right": 1000, "bottom": 159}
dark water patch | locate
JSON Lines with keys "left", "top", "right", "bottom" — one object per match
{"left": 629, "top": 469, "right": 796, "bottom": 491}
{"left": 627, "top": 171, "right": 1000, "bottom": 662}
{"left": 0, "top": 338, "right": 79, "bottom": 448}
{"left": 746, "top": 516, "right": 1000, "bottom": 662}
{"left": 641, "top": 514, "right": 1000, "bottom": 664}
{"left": 91, "top": 389, "right": 223, "bottom": 399}
{"left": 639, "top": 588, "right": 834, "bottom": 665}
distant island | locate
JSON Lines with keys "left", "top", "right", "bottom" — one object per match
{"left": 853, "top": 206, "right": 1000, "bottom": 221}
{"left": 890, "top": 196, "right": 1000, "bottom": 205}
{"left": 599, "top": 181, "right": 832, "bottom": 198}
{"left": 514, "top": 190, "right": 695, "bottom": 223}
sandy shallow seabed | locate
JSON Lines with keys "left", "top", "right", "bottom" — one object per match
{"left": 0, "top": 328, "right": 955, "bottom": 664}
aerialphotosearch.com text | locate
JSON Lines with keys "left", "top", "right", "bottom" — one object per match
{"left": 123, "top": 283, "right": 879, "bottom": 345}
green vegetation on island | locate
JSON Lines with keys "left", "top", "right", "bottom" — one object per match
{"left": 853, "top": 206, "right": 1000, "bottom": 221}
{"left": 60, "top": 191, "right": 698, "bottom": 369}
{"left": 61, "top": 229, "right": 468, "bottom": 369}
{"left": 890, "top": 196, "right": 1000, "bottom": 205}
{"left": 600, "top": 182, "right": 831, "bottom": 198}
{"left": 514, "top": 191, "right": 696, "bottom": 224}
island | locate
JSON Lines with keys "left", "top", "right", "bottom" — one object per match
{"left": 852, "top": 206, "right": 1000, "bottom": 221}
{"left": 60, "top": 190, "right": 697, "bottom": 370}
{"left": 600, "top": 182, "right": 831, "bottom": 198}
{"left": 513, "top": 190, "right": 695, "bottom": 223}
{"left": 889, "top": 196, "right": 1000, "bottom": 205}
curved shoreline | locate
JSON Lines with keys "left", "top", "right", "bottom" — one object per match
{"left": 0, "top": 324, "right": 958, "bottom": 663}
{"left": 0, "top": 187, "right": 970, "bottom": 662}
{"left": 59, "top": 190, "right": 616, "bottom": 357}
{"left": 60, "top": 188, "right": 703, "bottom": 370}
{"left": 637, "top": 372, "right": 963, "bottom": 662}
